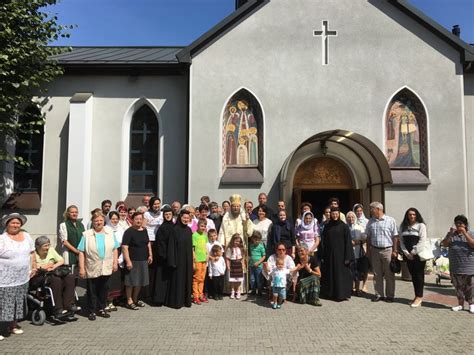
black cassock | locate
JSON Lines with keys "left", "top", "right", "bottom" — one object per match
{"left": 165, "top": 220, "right": 193, "bottom": 309}
{"left": 320, "top": 219, "right": 354, "bottom": 301}
{"left": 151, "top": 219, "right": 175, "bottom": 306}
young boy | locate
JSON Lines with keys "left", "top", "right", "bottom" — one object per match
{"left": 192, "top": 219, "right": 209, "bottom": 305}
{"left": 204, "top": 229, "right": 223, "bottom": 298}
{"left": 206, "top": 229, "right": 223, "bottom": 254}
{"left": 248, "top": 231, "right": 266, "bottom": 295}
{"left": 269, "top": 258, "right": 296, "bottom": 309}
{"left": 208, "top": 244, "right": 226, "bottom": 300}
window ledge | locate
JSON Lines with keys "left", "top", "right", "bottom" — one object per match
{"left": 2, "top": 192, "right": 41, "bottom": 211}
{"left": 391, "top": 170, "right": 430, "bottom": 186}
{"left": 220, "top": 168, "right": 263, "bottom": 185}
{"left": 124, "top": 193, "right": 153, "bottom": 208}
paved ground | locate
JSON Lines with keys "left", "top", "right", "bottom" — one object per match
{"left": 1, "top": 274, "right": 471, "bottom": 354}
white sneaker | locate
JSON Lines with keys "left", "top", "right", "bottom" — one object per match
{"left": 11, "top": 327, "right": 24, "bottom": 335}
{"left": 469, "top": 304, "right": 474, "bottom": 314}
{"left": 236, "top": 291, "right": 241, "bottom": 299}
{"left": 0, "top": 335, "right": 4, "bottom": 341}
{"left": 230, "top": 290, "right": 235, "bottom": 299}
{"left": 451, "top": 305, "right": 463, "bottom": 312}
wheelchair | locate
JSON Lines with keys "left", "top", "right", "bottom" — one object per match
{"left": 27, "top": 267, "right": 79, "bottom": 325}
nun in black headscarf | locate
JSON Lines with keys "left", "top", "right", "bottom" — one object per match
{"left": 320, "top": 207, "right": 354, "bottom": 301}
{"left": 151, "top": 204, "right": 174, "bottom": 306}
{"left": 165, "top": 208, "right": 193, "bottom": 309}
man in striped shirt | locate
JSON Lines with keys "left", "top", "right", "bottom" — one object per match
{"left": 366, "top": 201, "right": 399, "bottom": 303}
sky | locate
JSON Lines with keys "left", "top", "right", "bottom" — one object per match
{"left": 48, "top": 0, "right": 474, "bottom": 46}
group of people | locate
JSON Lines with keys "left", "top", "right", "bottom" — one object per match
{"left": 1, "top": 192, "right": 473, "bottom": 340}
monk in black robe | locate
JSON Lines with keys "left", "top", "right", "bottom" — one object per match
{"left": 165, "top": 209, "right": 193, "bottom": 309}
{"left": 320, "top": 207, "right": 354, "bottom": 301}
{"left": 151, "top": 205, "right": 175, "bottom": 306}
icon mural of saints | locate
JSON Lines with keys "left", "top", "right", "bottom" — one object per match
{"left": 224, "top": 99, "right": 258, "bottom": 167}
{"left": 385, "top": 99, "right": 420, "bottom": 168}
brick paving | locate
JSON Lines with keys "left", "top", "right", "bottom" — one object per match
{"left": 1, "top": 274, "right": 471, "bottom": 354}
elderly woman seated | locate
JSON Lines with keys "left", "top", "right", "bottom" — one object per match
{"left": 293, "top": 243, "right": 322, "bottom": 306}
{"left": 33, "top": 236, "right": 77, "bottom": 321}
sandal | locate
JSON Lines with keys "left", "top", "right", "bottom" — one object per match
{"left": 136, "top": 300, "right": 146, "bottom": 307}
{"left": 97, "top": 309, "right": 111, "bottom": 318}
{"left": 126, "top": 303, "right": 139, "bottom": 310}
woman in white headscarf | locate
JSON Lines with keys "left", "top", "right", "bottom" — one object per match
{"left": 353, "top": 204, "right": 369, "bottom": 230}
{"left": 295, "top": 211, "right": 320, "bottom": 255}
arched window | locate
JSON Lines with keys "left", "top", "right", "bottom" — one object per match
{"left": 129, "top": 105, "right": 158, "bottom": 193}
{"left": 385, "top": 88, "right": 428, "bottom": 177}
{"left": 221, "top": 89, "right": 263, "bottom": 184}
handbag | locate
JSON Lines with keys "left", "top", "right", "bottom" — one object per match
{"left": 417, "top": 239, "right": 434, "bottom": 261}
{"left": 53, "top": 265, "right": 72, "bottom": 278}
{"left": 389, "top": 258, "right": 401, "bottom": 273}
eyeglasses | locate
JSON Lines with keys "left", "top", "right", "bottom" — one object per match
{"left": 277, "top": 248, "right": 286, "bottom": 251}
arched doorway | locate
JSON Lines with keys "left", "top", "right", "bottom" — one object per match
{"left": 293, "top": 156, "right": 358, "bottom": 221}
{"left": 280, "top": 129, "right": 392, "bottom": 220}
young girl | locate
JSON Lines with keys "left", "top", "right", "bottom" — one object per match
{"left": 225, "top": 233, "right": 246, "bottom": 299}
{"left": 248, "top": 231, "right": 266, "bottom": 295}
{"left": 208, "top": 245, "right": 226, "bottom": 300}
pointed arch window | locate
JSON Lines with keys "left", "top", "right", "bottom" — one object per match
{"left": 129, "top": 105, "right": 158, "bottom": 193}
{"left": 221, "top": 89, "right": 263, "bottom": 184}
{"left": 385, "top": 88, "right": 428, "bottom": 178}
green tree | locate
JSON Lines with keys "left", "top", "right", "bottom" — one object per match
{"left": 0, "top": 0, "right": 71, "bottom": 164}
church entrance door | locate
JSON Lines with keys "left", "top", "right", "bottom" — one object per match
{"left": 292, "top": 156, "right": 361, "bottom": 221}
{"left": 300, "top": 189, "right": 362, "bottom": 222}
{"left": 280, "top": 130, "right": 392, "bottom": 222}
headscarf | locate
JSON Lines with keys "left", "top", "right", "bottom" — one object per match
{"left": 352, "top": 204, "right": 369, "bottom": 228}
{"left": 299, "top": 211, "right": 316, "bottom": 231}
{"left": 161, "top": 204, "right": 173, "bottom": 213}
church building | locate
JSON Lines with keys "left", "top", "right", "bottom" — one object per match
{"left": 2, "top": 0, "right": 473, "bottom": 241}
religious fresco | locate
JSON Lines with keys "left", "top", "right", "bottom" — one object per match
{"left": 223, "top": 98, "right": 259, "bottom": 167}
{"left": 385, "top": 98, "right": 421, "bottom": 168}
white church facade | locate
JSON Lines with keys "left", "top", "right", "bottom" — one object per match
{"left": 2, "top": 0, "right": 474, "bottom": 241}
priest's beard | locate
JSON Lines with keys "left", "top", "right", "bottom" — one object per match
{"left": 209, "top": 212, "right": 220, "bottom": 219}
{"left": 231, "top": 210, "right": 240, "bottom": 218}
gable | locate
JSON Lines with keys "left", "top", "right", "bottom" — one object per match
{"left": 178, "top": 0, "right": 473, "bottom": 67}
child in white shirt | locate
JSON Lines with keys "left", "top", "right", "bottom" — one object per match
{"left": 270, "top": 258, "right": 296, "bottom": 309}
{"left": 208, "top": 244, "right": 226, "bottom": 300}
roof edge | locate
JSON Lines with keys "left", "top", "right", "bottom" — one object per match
{"left": 176, "top": 0, "right": 270, "bottom": 63}
{"left": 49, "top": 45, "right": 186, "bottom": 49}
{"left": 389, "top": 0, "right": 474, "bottom": 62}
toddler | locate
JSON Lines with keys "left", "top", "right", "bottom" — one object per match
{"left": 208, "top": 245, "right": 226, "bottom": 300}
{"left": 270, "top": 258, "right": 296, "bottom": 309}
